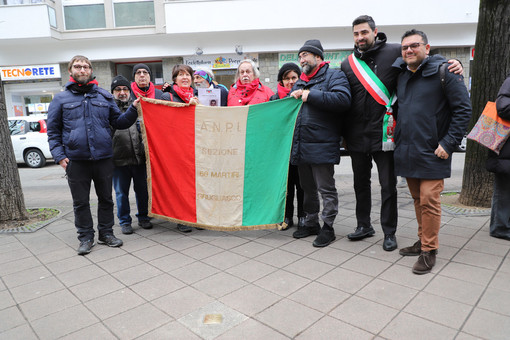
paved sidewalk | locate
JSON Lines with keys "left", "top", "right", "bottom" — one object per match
{"left": 1, "top": 157, "right": 509, "bottom": 339}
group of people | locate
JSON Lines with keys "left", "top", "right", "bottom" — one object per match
{"left": 47, "top": 14, "right": 478, "bottom": 275}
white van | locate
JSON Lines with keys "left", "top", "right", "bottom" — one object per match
{"left": 8, "top": 115, "right": 53, "bottom": 168}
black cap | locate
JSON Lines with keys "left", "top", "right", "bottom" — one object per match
{"left": 298, "top": 39, "right": 324, "bottom": 60}
{"left": 132, "top": 63, "right": 151, "bottom": 78}
{"left": 111, "top": 75, "right": 131, "bottom": 93}
{"left": 277, "top": 63, "right": 301, "bottom": 82}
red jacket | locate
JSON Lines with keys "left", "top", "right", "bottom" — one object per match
{"left": 227, "top": 81, "right": 274, "bottom": 106}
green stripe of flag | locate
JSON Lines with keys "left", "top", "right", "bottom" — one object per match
{"left": 242, "top": 97, "right": 302, "bottom": 226}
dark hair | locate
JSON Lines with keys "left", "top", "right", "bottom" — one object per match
{"left": 172, "top": 64, "right": 194, "bottom": 83}
{"left": 352, "top": 15, "right": 376, "bottom": 31}
{"left": 401, "top": 29, "right": 428, "bottom": 44}
{"left": 68, "top": 55, "right": 92, "bottom": 71}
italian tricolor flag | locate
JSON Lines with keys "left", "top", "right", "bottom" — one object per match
{"left": 139, "top": 97, "right": 302, "bottom": 230}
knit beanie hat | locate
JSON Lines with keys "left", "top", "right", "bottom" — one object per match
{"left": 132, "top": 63, "right": 151, "bottom": 78}
{"left": 298, "top": 39, "right": 324, "bottom": 60}
{"left": 194, "top": 68, "right": 214, "bottom": 85}
{"left": 111, "top": 75, "right": 131, "bottom": 93}
{"left": 277, "top": 63, "right": 302, "bottom": 82}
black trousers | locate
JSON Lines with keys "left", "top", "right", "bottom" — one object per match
{"left": 66, "top": 158, "right": 115, "bottom": 242}
{"left": 350, "top": 151, "right": 397, "bottom": 235}
{"left": 285, "top": 164, "right": 305, "bottom": 219}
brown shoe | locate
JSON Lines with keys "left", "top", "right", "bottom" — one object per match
{"left": 412, "top": 251, "right": 436, "bottom": 275}
{"left": 399, "top": 240, "right": 421, "bottom": 256}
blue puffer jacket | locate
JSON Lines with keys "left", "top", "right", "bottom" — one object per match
{"left": 47, "top": 82, "right": 138, "bottom": 163}
{"left": 290, "top": 63, "right": 351, "bottom": 165}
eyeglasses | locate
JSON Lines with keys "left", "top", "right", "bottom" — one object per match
{"left": 73, "top": 65, "right": 90, "bottom": 70}
{"left": 401, "top": 42, "right": 426, "bottom": 51}
{"left": 135, "top": 70, "right": 149, "bottom": 75}
{"left": 298, "top": 52, "right": 310, "bottom": 60}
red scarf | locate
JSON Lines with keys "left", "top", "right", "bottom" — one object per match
{"left": 131, "top": 82, "right": 156, "bottom": 99}
{"left": 235, "top": 78, "right": 260, "bottom": 105}
{"left": 172, "top": 84, "right": 195, "bottom": 103}
{"left": 68, "top": 76, "right": 98, "bottom": 86}
{"left": 300, "top": 61, "right": 329, "bottom": 82}
{"left": 277, "top": 83, "right": 291, "bottom": 99}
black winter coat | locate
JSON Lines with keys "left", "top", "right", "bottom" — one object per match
{"left": 290, "top": 64, "right": 351, "bottom": 165}
{"left": 341, "top": 33, "right": 401, "bottom": 153}
{"left": 486, "top": 76, "right": 510, "bottom": 174}
{"left": 112, "top": 99, "right": 145, "bottom": 167}
{"left": 392, "top": 55, "right": 472, "bottom": 179}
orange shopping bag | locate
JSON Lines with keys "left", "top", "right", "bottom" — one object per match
{"left": 467, "top": 101, "right": 510, "bottom": 154}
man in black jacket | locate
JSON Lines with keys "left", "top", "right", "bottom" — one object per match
{"left": 290, "top": 39, "right": 351, "bottom": 247}
{"left": 111, "top": 75, "right": 152, "bottom": 235}
{"left": 486, "top": 75, "right": 510, "bottom": 240}
{"left": 394, "top": 29, "right": 471, "bottom": 274}
{"left": 341, "top": 15, "right": 463, "bottom": 252}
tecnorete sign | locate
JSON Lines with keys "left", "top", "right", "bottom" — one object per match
{"left": 0, "top": 64, "right": 61, "bottom": 81}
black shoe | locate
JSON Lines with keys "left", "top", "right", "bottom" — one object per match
{"left": 98, "top": 234, "right": 123, "bottom": 247}
{"left": 177, "top": 224, "right": 192, "bottom": 233}
{"left": 138, "top": 220, "right": 153, "bottom": 229}
{"left": 121, "top": 224, "right": 133, "bottom": 235}
{"left": 383, "top": 234, "right": 397, "bottom": 251}
{"left": 347, "top": 226, "right": 375, "bottom": 241}
{"left": 77, "top": 239, "right": 95, "bottom": 255}
{"left": 281, "top": 217, "right": 294, "bottom": 231}
{"left": 313, "top": 223, "right": 336, "bottom": 247}
{"left": 292, "top": 222, "right": 320, "bottom": 239}
{"left": 297, "top": 217, "right": 305, "bottom": 228}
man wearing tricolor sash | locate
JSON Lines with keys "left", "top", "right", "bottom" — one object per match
{"left": 290, "top": 39, "right": 351, "bottom": 248}
{"left": 340, "top": 15, "right": 463, "bottom": 252}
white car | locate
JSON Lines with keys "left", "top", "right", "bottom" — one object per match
{"left": 8, "top": 115, "right": 53, "bottom": 168}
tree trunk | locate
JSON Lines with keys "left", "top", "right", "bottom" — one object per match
{"left": 0, "top": 81, "right": 28, "bottom": 221}
{"left": 459, "top": 0, "right": 510, "bottom": 207}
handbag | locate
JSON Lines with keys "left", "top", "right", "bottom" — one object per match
{"left": 467, "top": 101, "right": 510, "bottom": 155}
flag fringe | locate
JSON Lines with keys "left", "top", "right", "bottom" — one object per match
{"left": 147, "top": 212, "right": 282, "bottom": 231}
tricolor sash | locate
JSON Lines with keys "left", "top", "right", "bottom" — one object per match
{"left": 348, "top": 53, "right": 397, "bottom": 151}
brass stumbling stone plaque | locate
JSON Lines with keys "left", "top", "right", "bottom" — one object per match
{"left": 203, "top": 314, "right": 223, "bottom": 324}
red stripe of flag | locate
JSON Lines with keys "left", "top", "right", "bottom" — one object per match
{"left": 142, "top": 101, "right": 197, "bottom": 222}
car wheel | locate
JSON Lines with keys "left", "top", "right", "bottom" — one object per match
{"left": 24, "top": 149, "right": 46, "bottom": 168}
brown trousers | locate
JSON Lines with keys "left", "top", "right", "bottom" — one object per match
{"left": 406, "top": 178, "right": 444, "bottom": 251}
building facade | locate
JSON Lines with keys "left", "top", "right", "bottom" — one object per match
{"left": 0, "top": 0, "right": 478, "bottom": 116}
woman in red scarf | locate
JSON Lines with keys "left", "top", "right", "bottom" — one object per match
{"left": 227, "top": 59, "right": 274, "bottom": 106}
{"left": 269, "top": 63, "right": 305, "bottom": 231}
{"left": 162, "top": 64, "right": 199, "bottom": 105}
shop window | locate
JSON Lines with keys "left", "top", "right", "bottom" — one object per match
{"left": 63, "top": 0, "right": 106, "bottom": 30}
{"left": 114, "top": 0, "right": 155, "bottom": 27}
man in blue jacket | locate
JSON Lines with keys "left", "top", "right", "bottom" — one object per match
{"left": 290, "top": 39, "right": 351, "bottom": 247}
{"left": 393, "top": 30, "right": 471, "bottom": 274}
{"left": 47, "top": 55, "right": 140, "bottom": 255}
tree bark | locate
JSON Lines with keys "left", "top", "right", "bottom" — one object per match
{"left": 459, "top": 0, "right": 510, "bottom": 207}
{"left": 0, "top": 80, "right": 28, "bottom": 221}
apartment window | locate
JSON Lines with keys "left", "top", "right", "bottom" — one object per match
{"left": 113, "top": 0, "right": 154, "bottom": 27}
{"left": 1, "top": 0, "right": 44, "bottom": 4}
{"left": 63, "top": 0, "right": 106, "bottom": 30}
